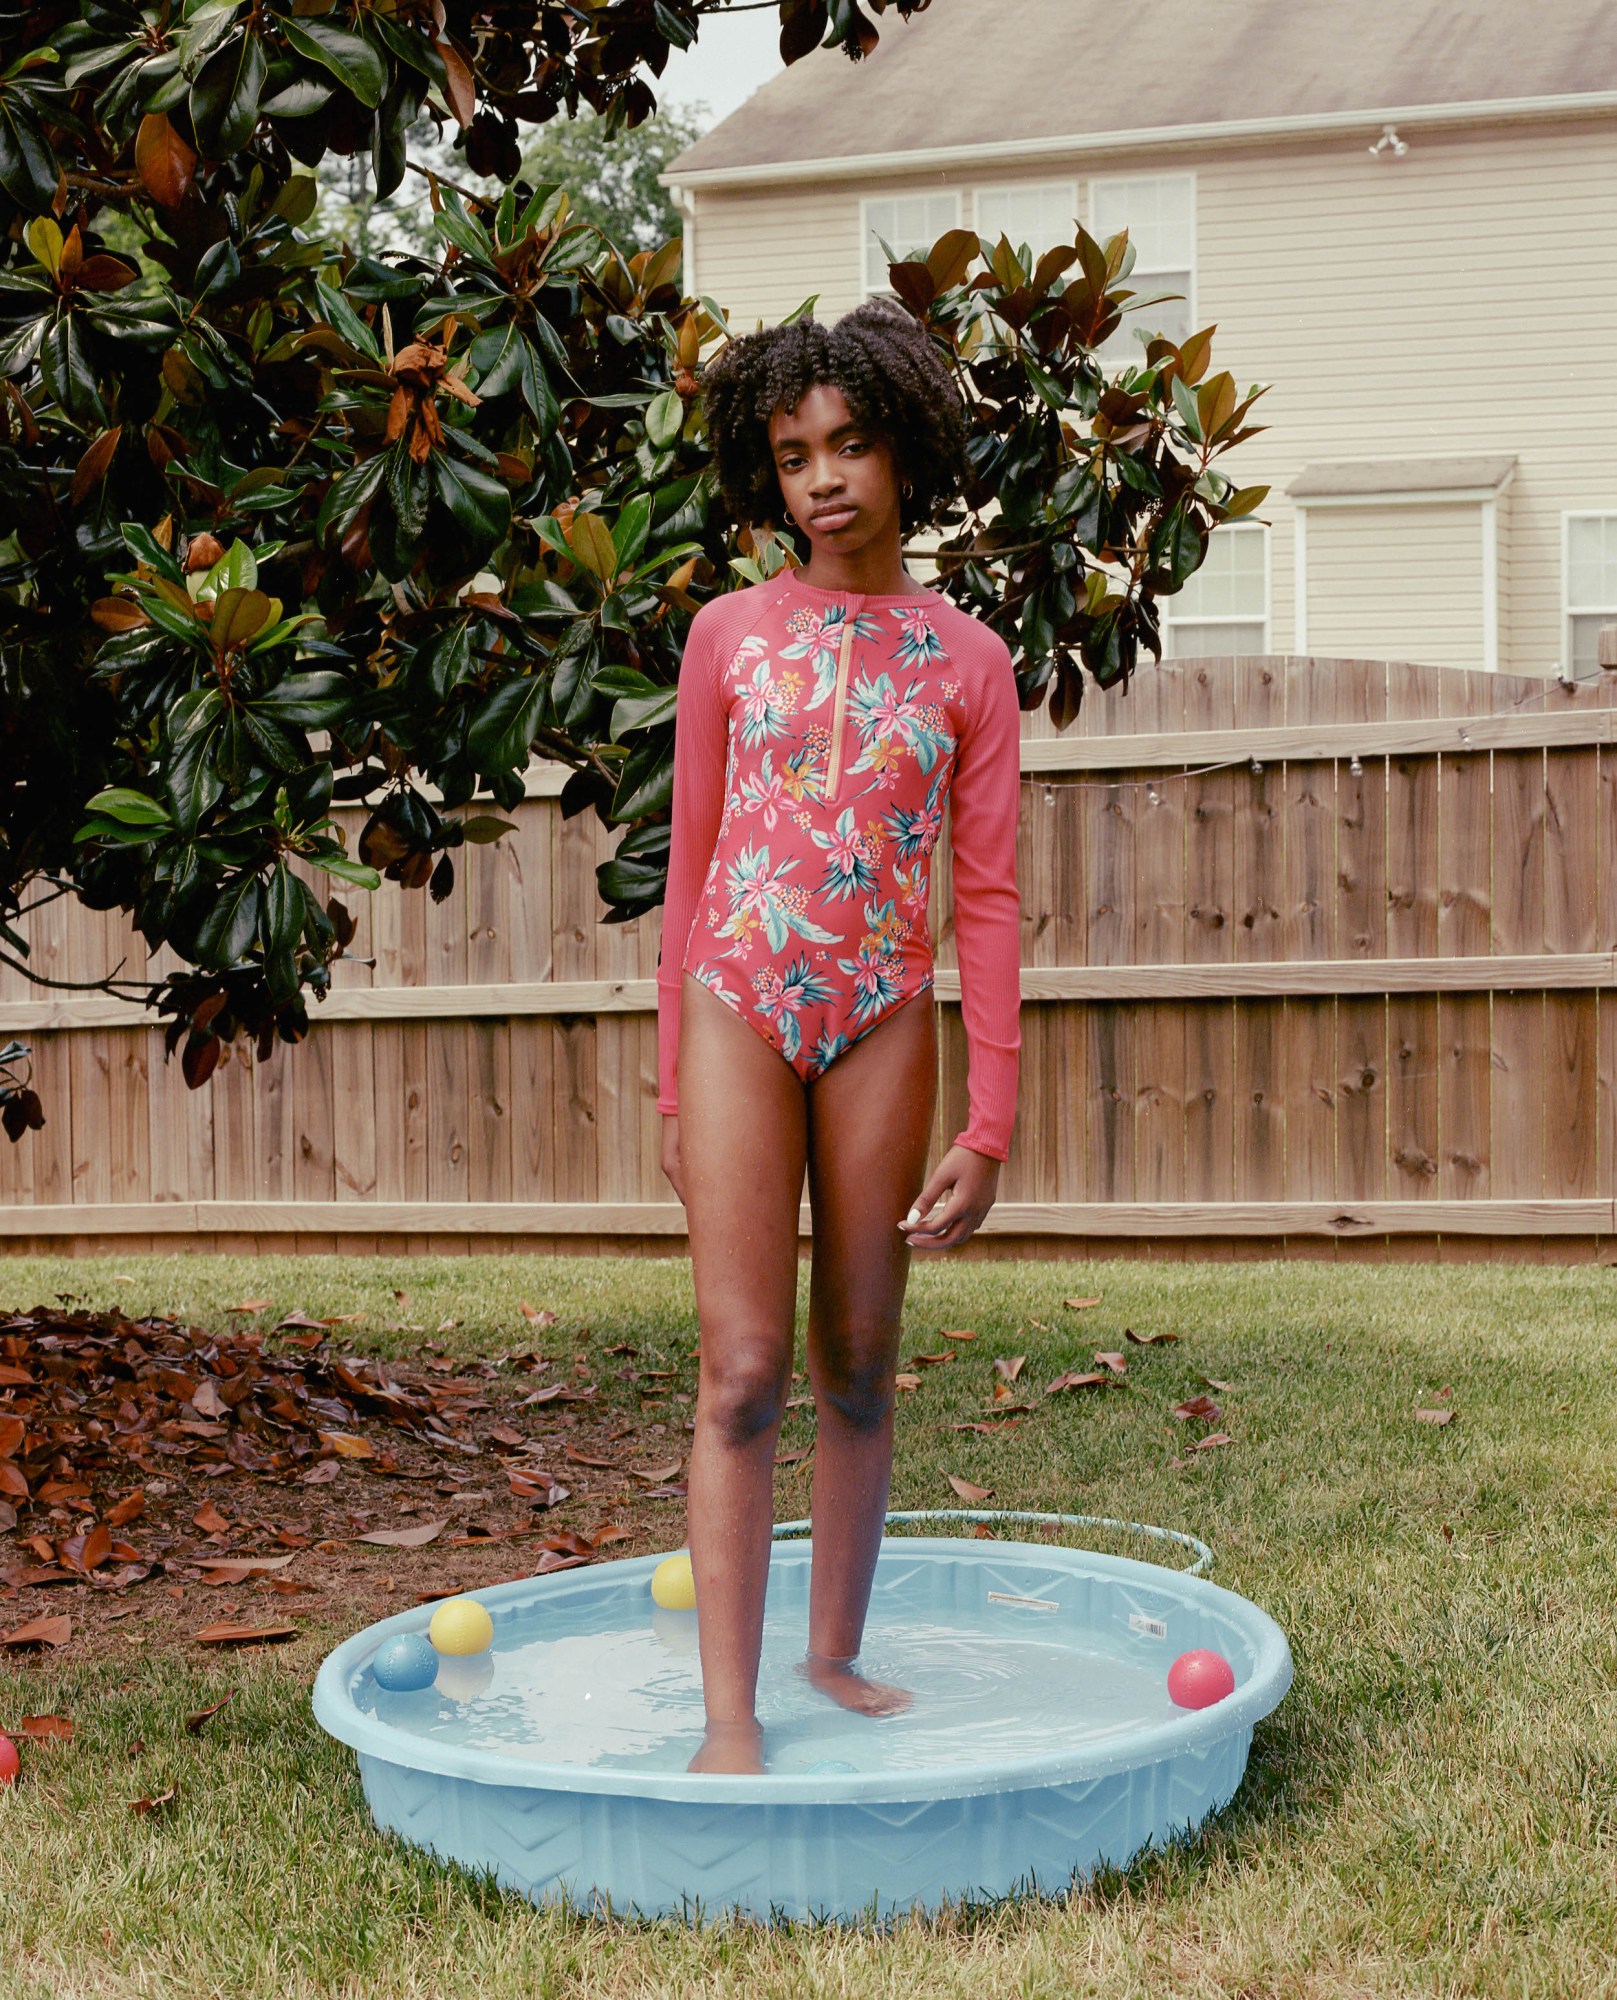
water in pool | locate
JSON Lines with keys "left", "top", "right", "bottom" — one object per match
{"left": 357, "top": 1606, "right": 1181, "bottom": 1776}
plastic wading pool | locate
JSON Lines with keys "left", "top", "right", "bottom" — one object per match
{"left": 311, "top": 1518, "right": 1292, "bottom": 1923}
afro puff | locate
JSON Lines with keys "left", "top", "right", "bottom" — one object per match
{"left": 699, "top": 297, "right": 967, "bottom": 537}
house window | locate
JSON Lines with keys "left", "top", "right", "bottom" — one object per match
{"left": 1564, "top": 513, "right": 1617, "bottom": 674}
{"left": 973, "top": 181, "right": 1077, "bottom": 255}
{"left": 1163, "top": 523, "right": 1268, "bottom": 657}
{"left": 862, "top": 192, "right": 961, "bottom": 298}
{"left": 1087, "top": 172, "right": 1195, "bottom": 362}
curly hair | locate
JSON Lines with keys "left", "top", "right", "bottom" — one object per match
{"left": 699, "top": 297, "right": 967, "bottom": 536}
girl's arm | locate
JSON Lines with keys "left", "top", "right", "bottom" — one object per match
{"left": 656, "top": 608, "right": 730, "bottom": 1118}
{"left": 944, "top": 634, "right": 1023, "bottom": 1161}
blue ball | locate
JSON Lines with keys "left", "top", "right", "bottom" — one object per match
{"left": 372, "top": 1632, "right": 439, "bottom": 1692}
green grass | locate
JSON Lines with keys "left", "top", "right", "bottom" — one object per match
{"left": 3, "top": 1253, "right": 1616, "bottom": 1998}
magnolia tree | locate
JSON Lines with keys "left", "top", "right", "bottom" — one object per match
{"left": 0, "top": 0, "right": 1265, "bottom": 1137}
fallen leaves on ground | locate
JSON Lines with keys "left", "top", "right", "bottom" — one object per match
{"left": 1191, "top": 1433, "right": 1232, "bottom": 1452}
{"left": 7, "top": 1714, "right": 73, "bottom": 1740}
{"left": 893, "top": 1372, "right": 922, "bottom": 1392}
{"left": 0, "top": 1613, "right": 71, "bottom": 1651}
{"left": 129, "top": 1784, "right": 180, "bottom": 1818}
{"left": 1172, "top": 1394, "right": 1223, "bottom": 1423}
{"left": 1125, "top": 1328, "right": 1179, "bottom": 1346}
{"left": 940, "top": 1328, "right": 976, "bottom": 1342}
{"left": 1047, "top": 1370, "right": 1109, "bottom": 1395}
{"left": 909, "top": 1352, "right": 954, "bottom": 1368}
{"left": 183, "top": 1690, "right": 236, "bottom": 1734}
{"left": 193, "top": 1622, "right": 299, "bottom": 1647}
{"left": 1062, "top": 1297, "right": 1102, "bottom": 1310}
{"left": 1415, "top": 1408, "right": 1454, "bottom": 1427}
{"left": 1094, "top": 1352, "right": 1127, "bottom": 1375}
{"left": 947, "top": 1474, "right": 993, "bottom": 1503}
{"left": 350, "top": 1521, "right": 446, "bottom": 1549}
{"left": 992, "top": 1355, "right": 1026, "bottom": 1384}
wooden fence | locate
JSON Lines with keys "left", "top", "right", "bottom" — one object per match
{"left": 3, "top": 654, "right": 1616, "bottom": 1262}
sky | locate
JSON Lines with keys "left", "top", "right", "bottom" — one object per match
{"left": 652, "top": 6, "right": 794, "bottom": 130}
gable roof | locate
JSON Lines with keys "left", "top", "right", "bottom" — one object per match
{"left": 668, "top": 0, "right": 1617, "bottom": 184}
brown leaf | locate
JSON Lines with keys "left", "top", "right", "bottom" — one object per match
{"left": 107, "top": 1489, "right": 145, "bottom": 1528}
{"left": 1094, "top": 1352, "right": 1127, "bottom": 1375}
{"left": 1200, "top": 1376, "right": 1233, "bottom": 1392}
{"left": 133, "top": 111, "right": 195, "bottom": 206}
{"left": 893, "top": 1373, "right": 922, "bottom": 1392}
{"left": 61, "top": 1524, "right": 113, "bottom": 1572}
{"left": 193, "top": 1622, "right": 299, "bottom": 1647}
{"left": 192, "top": 1502, "right": 231, "bottom": 1535}
{"left": 1172, "top": 1395, "right": 1222, "bottom": 1422}
{"left": 183, "top": 1689, "right": 236, "bottom": 1735}
{"left": 1063, "top": 1296, "right": 1102, "bottom": 1310}
{"left": 1125, "top": 1328, "right": 1179, "bottom": 1346}
{"left": 993, "top": 1355, "right": 1026, "bottom": 1384}
{"left": 129, "top": 1783, "right": 181, "bottom": 1818}
{"left": 226, "top": 1298, "right": 273, "bottom": 1315}
{"left": 508, "top": 1471, "right": 569, "bottom": 1508}
{"left": 196, "top": 1554, "right": 299, "bottom": 1583}
{"left": 1047, "top": 1370, "right": 1109, "bottom": 1395}
{"left": 940, "top": 1328, "right": 977, "bottom": 1342}
{"left": 352, "top": 1520, "right": 446, "bottom": 1549}
{"left": 949, "top": 1419, "right": 1025, "bottom": 1435}
{"left": 10, "top": 1714, "right": 73, "bottom": 1740}
{"left": 191, "top": 1379, "right": 229, "bottom": 1419}
{"left": 775, "top": 1446, "right": 813, "bottom": 1467}
{"left": 589, "top": 1523, "right": 635, "bottom": 1547}
{"left": 1, "top": 1614, "right": 72, "bottom": 1651}
{"left": 301, "top": 1461, "right": 339, "bottom": 1485}
{"left": 1191, "top": 1432, "right": 1232, "bottom": 1451}
{"left": 947, "top": 1474, "right": 993, "bottom": 1503}
{"left": 487, "top": 1424, "right": 524, "bottom": 1447}
{"left": 0, "top": 1460, "right": 31, "bottom": 1501}
{"left": 0, "top": 1414, "right": 25, "bottom": 1457}
{"left": 910, "top": 1352, "right": 954, "bottom": 1367}
{"left": 564, "top": 1446, "right": 617, "bottom": 1470}
{"left": 518, "top": 1301, "right": 557, "bottom": 1325}
{"left": 318, "top": 1432, "right": 374, "bottom": 1459}
{"left": 630, "top": 1459, "right": 684, "bottom": 1484}
{"left": 435, "top": 35, "right": 476, "bottom": 126}
{"left": 274, "top": 1311, "right": 329, "bottom": 1332}
{"left": 1414, "top": 1408, "right": 1454, "bottom": 1427}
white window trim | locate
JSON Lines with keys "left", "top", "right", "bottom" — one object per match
{"left": 969, "top": 178, "right": 1080, "bottom": 247}
{"left": 1086, "top": 169, "right": 1197, "bottom": 357}
{"left": 1562, "top": 509, "right": 1617, "bottom": 680}
{"left": 858, "top": 190, "right": 963, "bottom": 300}
{"left": 1162, "top": 521, "right": 1271, "bottom": 655}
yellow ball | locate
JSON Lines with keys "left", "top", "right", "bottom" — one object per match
{"left": 428, "top": 1596, "right": 494, "bottom": 1657}
{"left": 650, "top": 1552, "right": 696, "bottom": 1611}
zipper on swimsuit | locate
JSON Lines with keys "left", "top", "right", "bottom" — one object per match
{"left": 824, "top": 620, "right": 857, "bottom": 801}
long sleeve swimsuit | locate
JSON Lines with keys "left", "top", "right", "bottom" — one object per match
{"left": 655, "top": 568, "right": 1022, "bottom": 1161}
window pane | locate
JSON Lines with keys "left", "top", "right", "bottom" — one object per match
{"left": 1172, "top": 526, "right": 1267, "bottom": 621}
{"left": 1571, "top": 611, "right": 1615, "bottom": 675}
{"left": 1567, "top": 515, "right": 1617, "bottom": 609}
{"left": 975, "top": 182, "right": 1077, "bottom": 253}
{"left": 865, "top": 193, "right": 960, "bottom": 293}
{"left": 1096, "top": 270, "right": 1193, "bottom": 359}
{"left": 1089, "top": 174, "right": 1194, "bottom": 270}
{"left": 1164, "top": 620, "right": 1267, "bottom": 659}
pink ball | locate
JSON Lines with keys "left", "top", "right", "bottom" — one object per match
{"left": 1167, "top": 1648, "right": 1236, "bottom": 1710}
{"left": 0, "top": 1734, "right": 18, "bottom": 1786}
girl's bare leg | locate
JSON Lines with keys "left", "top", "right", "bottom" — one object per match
{"left": 800, "top": 987, "right": 938, "bottom": 1715}
{"left": 677, "top": 972, "right": 808, "bottom": 1772}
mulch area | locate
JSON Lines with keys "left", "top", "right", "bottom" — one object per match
{"left": 0, "top": 1299, "right": 728, "bottom": 1678}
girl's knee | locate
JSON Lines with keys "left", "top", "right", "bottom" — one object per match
{"left": 699, "top": 1346, "right": 791, "bottom": 1447}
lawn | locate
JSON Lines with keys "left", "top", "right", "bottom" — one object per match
{"left": 3, "top": 1253, "right": 1615, "bottom": 1999}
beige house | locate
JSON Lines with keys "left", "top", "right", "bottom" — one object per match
{"left": 665, "top": 0, "right": 1617, "bottom": 678}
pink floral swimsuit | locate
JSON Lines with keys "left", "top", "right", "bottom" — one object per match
{"left": 655, "top": 569, "right": 1022, "bottom": 1161}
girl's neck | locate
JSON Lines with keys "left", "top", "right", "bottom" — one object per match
{"left": 795, "top": 529, "right": 913, "bottom": 600}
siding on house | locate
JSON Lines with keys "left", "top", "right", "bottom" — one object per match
{"left": 1304, "top": 502, "right": 1486, "bottom": 670}
{"left": 680, "top": 117, "right": 1617, "bottom": 676}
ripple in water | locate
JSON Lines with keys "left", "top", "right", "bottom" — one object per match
{"left": 359, "top": 1614, "right": 1182, "bottom": 1776}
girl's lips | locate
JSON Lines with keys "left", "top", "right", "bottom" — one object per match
{"left": 810, "top": 506, "right": 858, "bottom": 531}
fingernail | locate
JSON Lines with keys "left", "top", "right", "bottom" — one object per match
{"left": 902, "top": 1208, "right": 920, "bottom": 1226}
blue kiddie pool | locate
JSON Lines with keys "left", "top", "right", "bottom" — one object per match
{"left": 311, "top": 1513, "right": 1292, "bottom": 1922}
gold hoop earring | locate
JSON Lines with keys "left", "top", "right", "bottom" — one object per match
{"left": 783, "top": 509, "right": 797, "bottom": 526}
{"left": 901, "top": 481, "right": 914, "bottom": 500}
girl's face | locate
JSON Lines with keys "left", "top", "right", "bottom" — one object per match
{"left": 766, "top": 383, "right": 903, "bottom": 560}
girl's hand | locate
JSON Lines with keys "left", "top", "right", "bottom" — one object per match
{"left": 660, "top": 1113, "right": 685, "bottom": 1204}
{"left": 897, "top": 1146, "right": 1000, "bottom": 1251}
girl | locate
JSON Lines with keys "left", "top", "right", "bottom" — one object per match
{"left": 655, "top": 298, "right": 1022, "bottom": 1774}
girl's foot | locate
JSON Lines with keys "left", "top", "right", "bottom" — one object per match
{"left": 799, "top": 1650, "right": 913, "bottom": 1717}
{"left": 688, "top": 1717, "right": 766, "bottom": 1775}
